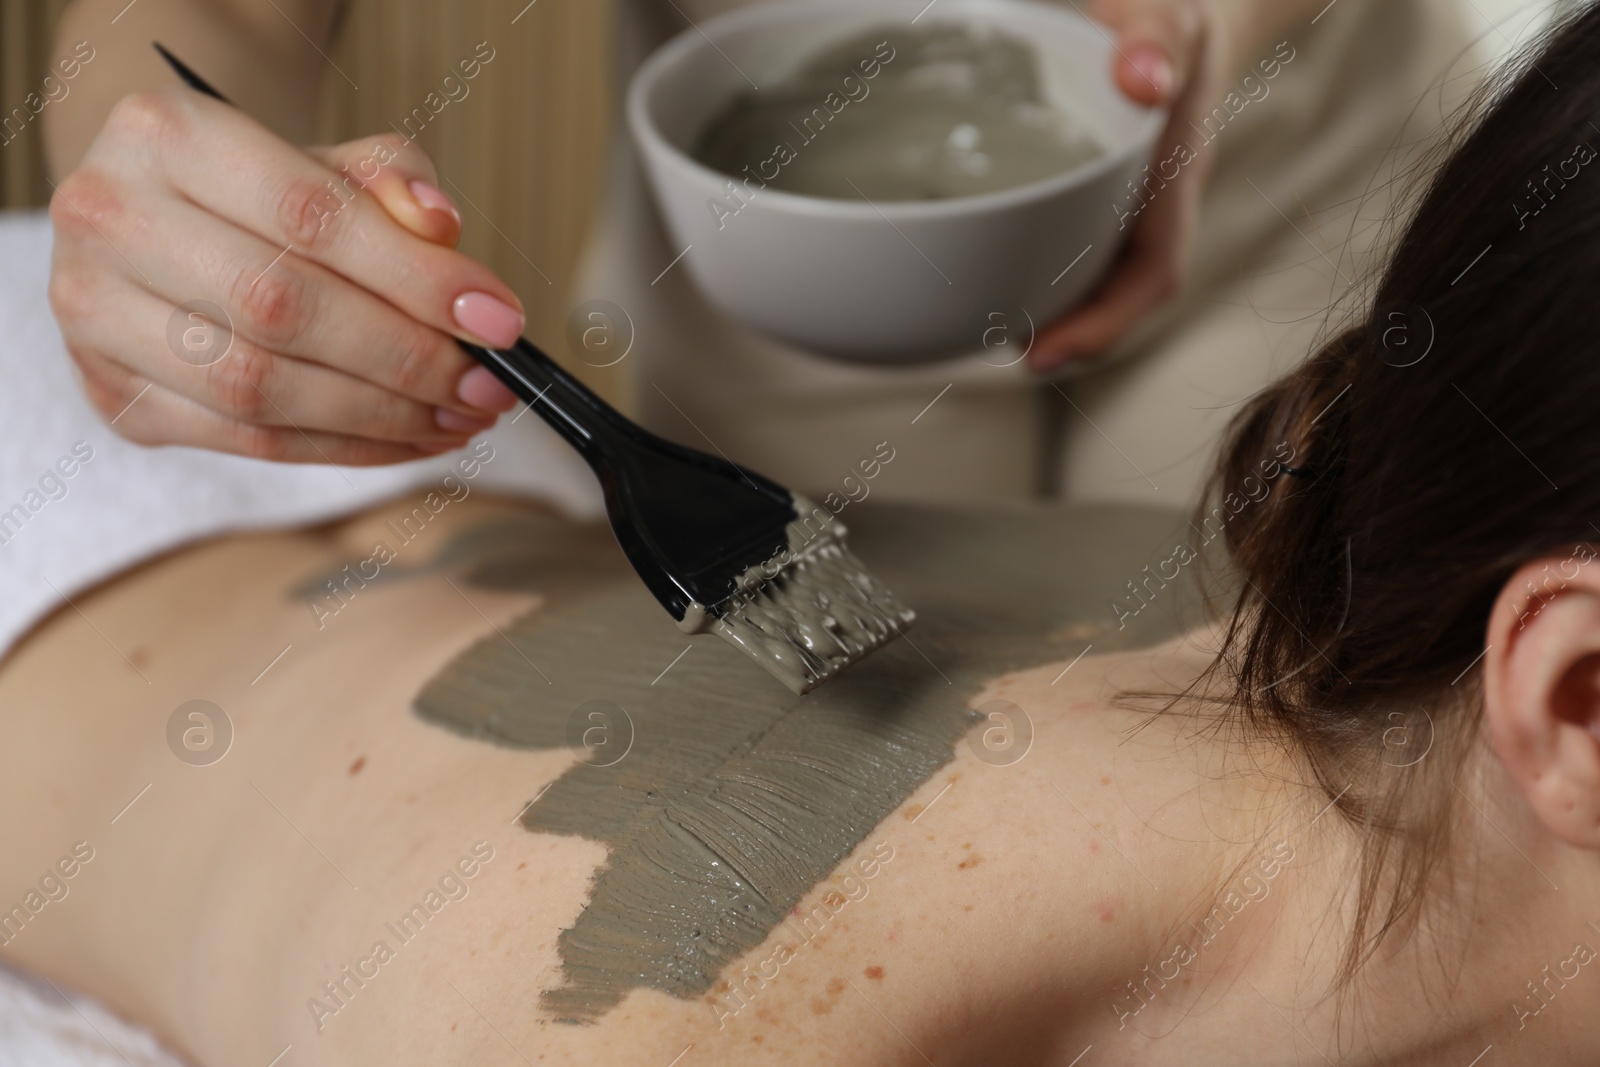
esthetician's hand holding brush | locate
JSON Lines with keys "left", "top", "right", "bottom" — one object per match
{"left": 1027, "top": 0, "right": 1327, "bottom": 371}
{"left": 44, "top": 9, "right": 919, "bottom": 696}
{"left": 42, "top": 0, "right": 523, "bottom": 463}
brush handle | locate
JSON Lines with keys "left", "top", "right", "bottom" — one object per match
{"left": 151, "top": 39, "right": 792, "bottom": 579}
{"left": 152, "top": 41, "right": 831, "bottom": 641}
{"left": 462, "top": 335, "right": 800, "bottom": 618}
{"left": 457, "top": 338, "right": 637, "bottom": 464}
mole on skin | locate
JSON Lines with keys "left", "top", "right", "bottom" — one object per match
{"left": 296, "top": 503, "right": 1202, "bottom": 1023}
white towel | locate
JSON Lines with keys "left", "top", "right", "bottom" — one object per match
{"left": 0, "top": 965, "right": 188, "bottom": 1067}
{"left": 0, "top": 209, "right": 604, "bottom": 663}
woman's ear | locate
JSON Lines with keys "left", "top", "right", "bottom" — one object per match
{"left": 1484, "top": 545, "right": 1600, "bottom": 848}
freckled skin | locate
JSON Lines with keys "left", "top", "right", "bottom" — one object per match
{"left": 807, "top": 974, "right": 849, "bottom": 1020}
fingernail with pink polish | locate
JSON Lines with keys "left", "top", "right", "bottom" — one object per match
{"left": 457, "top": 364, "right": 519, "bottom": 412}
{"left": 453, "top": 291, "right": 524, "bottom": 349}
{"left": 409, "top": 180, "right": 461, "bottom": 226}
{"left": 1128, "top": 46, "right": 1174, "bottom": 98}
{"left": 435, "top": 406, "right": 496, "bottom": 434}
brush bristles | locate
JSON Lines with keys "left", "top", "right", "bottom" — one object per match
{"left": 709, "top": 540, "right": 915, "bottom": 694}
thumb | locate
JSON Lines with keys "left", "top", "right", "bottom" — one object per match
{"left": 304, "top": 134, "right": 463, "bottom": 247}
{"left": 1107, "top": 4, "right": 1202, "bottom": 107}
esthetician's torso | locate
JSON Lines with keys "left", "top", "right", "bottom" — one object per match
{"left": 0, "top": 493, "right": 1360, "bottom": 1066}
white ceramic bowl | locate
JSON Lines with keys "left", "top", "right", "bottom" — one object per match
{"left": 627, "top": 0, "right": 1165, "bottom": 362}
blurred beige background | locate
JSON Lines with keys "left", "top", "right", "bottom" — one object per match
{"left": 0, "top": 0, "right": 1571, "bottom": 401}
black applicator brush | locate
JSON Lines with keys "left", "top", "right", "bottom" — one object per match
{"left": 153, "top": 43, "right": 915, "bottom": 694}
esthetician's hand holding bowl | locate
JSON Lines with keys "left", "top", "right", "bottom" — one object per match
{"left": 631, "top": 0, "right": 1168, "bottom": 363}
{"left": 1028, "top": 0, "right": 1258, "bottom": 371}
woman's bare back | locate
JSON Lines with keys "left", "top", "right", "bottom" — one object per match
{"left": 0, "top": 493, "right": 1339, "bottom": 1065}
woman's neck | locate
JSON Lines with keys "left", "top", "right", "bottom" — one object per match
{"left": 1161, "top": 709, "right": 1600, "bottom": 1066}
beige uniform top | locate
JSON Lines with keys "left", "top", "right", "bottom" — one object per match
{"left": 577, "top": 0, "right": 1482, "bottom": 506}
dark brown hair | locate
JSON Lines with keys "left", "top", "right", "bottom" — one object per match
{"left": 1202, "top": 1, "right": 1600, "bottom": 989}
